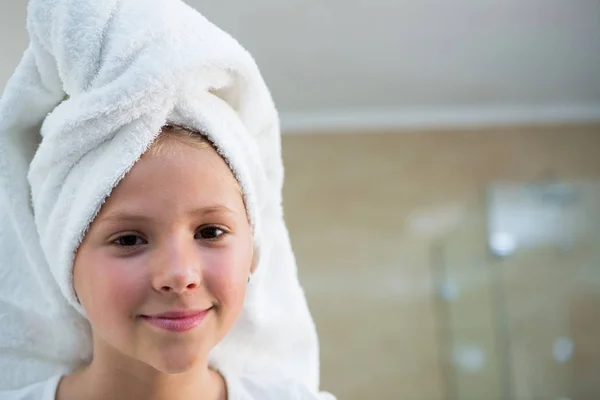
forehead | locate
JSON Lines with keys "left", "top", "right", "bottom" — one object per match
{"left": 96, "top": 138, "right": 244, "bottom": 218}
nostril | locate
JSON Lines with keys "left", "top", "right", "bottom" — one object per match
{"left": 157, "top": 282, "right": 198, "bottom": 293}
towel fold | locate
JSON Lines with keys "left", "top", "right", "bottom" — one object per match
{"left": 0, "top": 0, "right": 320, "bottom": 392}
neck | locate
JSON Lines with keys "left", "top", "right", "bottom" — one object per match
{"left": 58, "top": 345, "right": 226, "bottom": 400}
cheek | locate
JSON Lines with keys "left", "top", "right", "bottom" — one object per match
{"left": 74, "top": 251, "right": 149, "bottom": 325}
{"left": 204, "top": 244, "right": 251, "bottom": 311}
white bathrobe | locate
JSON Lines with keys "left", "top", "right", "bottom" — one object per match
{"left": 0, "top": 0, "right": 331, "bottom": 397}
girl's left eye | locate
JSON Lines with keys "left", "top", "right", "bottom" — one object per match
{"left": 194, "top": 226, "right": 225, "bottom": 240}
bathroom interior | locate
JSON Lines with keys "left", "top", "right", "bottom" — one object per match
{"left": 1, "top": 1, "right": 599, "bottom": 399}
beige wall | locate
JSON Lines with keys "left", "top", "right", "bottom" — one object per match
{"left": 282, "top": 124, "right": 600, "bottom": 399}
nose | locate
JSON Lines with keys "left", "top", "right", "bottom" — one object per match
{"left": 151, "top": 237, "right": 201, "bottom": 294}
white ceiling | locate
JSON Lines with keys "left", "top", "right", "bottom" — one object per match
{"left": 192, "top": 0, "right": 600, "bottom": 112}
{"left": 1, "top": 1, "right": 599, "bottom": 122}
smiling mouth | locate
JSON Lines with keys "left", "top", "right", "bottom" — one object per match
{"left": 139, "top": 308, "right": 211, "bottom": 333}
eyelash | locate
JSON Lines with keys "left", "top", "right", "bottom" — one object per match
{"left": 112, "top": 226, "right": 227, "bottom": 247}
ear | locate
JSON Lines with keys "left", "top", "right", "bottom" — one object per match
{"left": 250, "top": 247, "right": 258, "bottom": 275}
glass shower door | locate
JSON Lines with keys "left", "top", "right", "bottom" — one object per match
{"left": 437, "top": 180, "right": 600, "bottom": 400}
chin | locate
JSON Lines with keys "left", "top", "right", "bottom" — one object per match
{"left": 149, "top": 354, "right": 202, "bottom": 375}
{"left": 143, "top": 343, "right": 207, "bottom": 374}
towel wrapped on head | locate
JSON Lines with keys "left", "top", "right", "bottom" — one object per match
{"left": 0, "top": 0, "right": 320, "bottom": 392}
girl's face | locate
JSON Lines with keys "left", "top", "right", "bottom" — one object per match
{"left": 73, "top": 137, "right": 253, "bottom": 374}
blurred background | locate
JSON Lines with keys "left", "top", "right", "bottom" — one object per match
{"left": 2, "top": 1, "right": 600, "bottom": 399}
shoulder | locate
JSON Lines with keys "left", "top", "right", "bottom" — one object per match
{"left": 0, "top": 375, "right": 62, "bottom": 400}
{"left": 226, "top": 375, "right": 335, "bottom": 400}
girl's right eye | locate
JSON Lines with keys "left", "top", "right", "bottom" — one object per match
{"left": 114, "top": 235, "right": 147, "bottom": 247}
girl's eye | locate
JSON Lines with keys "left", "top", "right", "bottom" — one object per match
{"left": 195, "top": 226, "right": 225, "bottom": 240}
{"left": 114, "top": 235, "right": 146, "bottom": 247}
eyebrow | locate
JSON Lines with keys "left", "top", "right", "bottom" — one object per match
{"left": 97, "top": 205, "right": 236, "bottom": 225}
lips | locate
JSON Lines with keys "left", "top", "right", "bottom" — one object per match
{"left": 140, "top": 308, "right": 211, "bottom": 332}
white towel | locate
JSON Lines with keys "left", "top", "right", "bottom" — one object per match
{"left": 0, "top": 0, "right": 321, "bottom": 393}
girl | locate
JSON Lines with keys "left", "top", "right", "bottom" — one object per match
{"left": 9, "top": 126, "right": 325, "bottom": 399}
{"left": 0, "top": 0, "right": 334, "bottom": 399}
